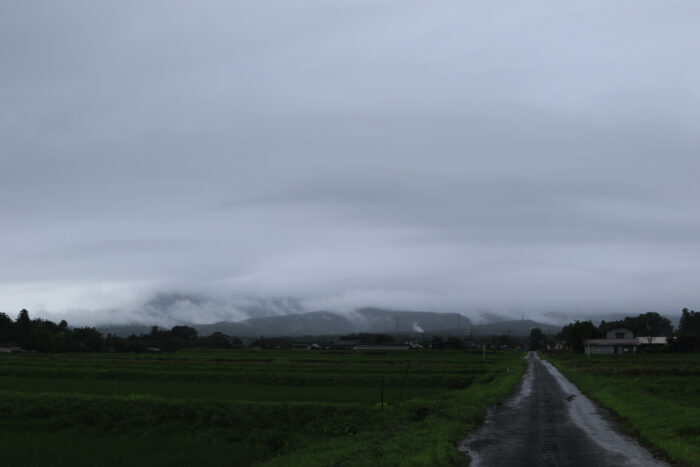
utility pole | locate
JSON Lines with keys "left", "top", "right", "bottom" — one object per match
{"left": 380, "top": 376, "right": 384, "bottom": 409}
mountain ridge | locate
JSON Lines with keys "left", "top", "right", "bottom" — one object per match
{"left": 97, "top": 308, "right": 561, "bottom": 338}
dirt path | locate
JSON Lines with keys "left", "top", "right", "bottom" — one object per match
{"left": 459, "top": 352, "right": 667, "bottom": 467}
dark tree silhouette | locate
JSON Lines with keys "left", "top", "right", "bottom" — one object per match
{"left": 0, "top": 312, "right": 13, "bottom": 343}
{"left": 599, "top": 312, "right": 673, "bottom": 339}
{"left": 529, "top": 327, "right": 547, "bottom": 351}
{"left": 676, "top": 308, "right": 700, "bottom": 352}
{"left": 561, "top": 320, "right": 600, "bottom": 351}
{"left": 15, "top": 309, "right": 32, "bottom": 346}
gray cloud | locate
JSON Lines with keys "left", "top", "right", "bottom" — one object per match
{"left": 2, "top": 1, "right": 699, "bottom": 325}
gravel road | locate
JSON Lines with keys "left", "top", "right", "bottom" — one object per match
{"left": 459, "top": 352, "right": 667, "bottom": 467}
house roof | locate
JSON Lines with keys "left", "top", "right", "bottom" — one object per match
{"left": 583, "top": 338, "right": 639, "bottom": 345}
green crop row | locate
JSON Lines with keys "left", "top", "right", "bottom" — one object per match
{"left": 0, "top": 367, "right": 475, "bottom": 388}
{"left": 546, "top": 353, "right": 700, "bottom": 375}
{"left": 0, "top": 351, "right": 497, "bottom": 371}
{"left": 0, "top": 349, "right": 523, "bottom": 371}
{"left": 0, "top": 391, "right": 372, "bottom": 436}
{"left": 0, "top": 350, "right": 511, "bottom": 388}
{"left": 0, "top": 392, "right": 376, "bottom": 465}
{"left": 0, "top": 377, "right": 447, "bottom": 404}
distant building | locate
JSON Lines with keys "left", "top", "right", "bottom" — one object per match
{"left": 353, "top": 344, "right": 410, "bottom": 350}
{"left": 292, "top": 343, "right": 321, "bottom": 350}
{"left": 636, "top": 336, "right": 668, "bottom": 345}
{"left": 331, "top": 338, "right": 363, "bottom": 350}
{"left": 1, "top": 346, "right": 29, "bottom": 353}
{"left": 583, "top": 328, "right": 639, "bottom": 355}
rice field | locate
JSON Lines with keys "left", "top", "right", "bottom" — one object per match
{"left": 0, "top": 348, "right": 527, "bottom": 466}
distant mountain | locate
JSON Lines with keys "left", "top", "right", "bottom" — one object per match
{"left": 98, "top": 324, "right": 159, "bottom": 338}
{"left": 195, "top": 311, "right": 351, "bottom": 337}
{"left": 98, "top": 308, "right": 473, "bottom": 337}
{"left": 195, "top": 308, "right": 473, "bottom": 337}
{"left": 96, "top": 309, "right": 565, "bottom": 339}
{"left": 471, "top": 320, "right": 561, "bottom": 337}
{"left": 136, "top": 293, "right": 306, "bottom": 323}
{"left": 353, "top": 307, "right": 471, "bottom": 333}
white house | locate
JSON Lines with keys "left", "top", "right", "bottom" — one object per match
{"left": 583, "top": 327, "right": 640, "bottom": 355}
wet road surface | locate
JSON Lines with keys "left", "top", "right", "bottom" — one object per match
{"left": 459, "top": 352, "right": 667, "bottom": 467}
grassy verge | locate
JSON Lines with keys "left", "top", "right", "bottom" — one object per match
{"left": 542, "top": 352, "right": 700, "bottom": 467}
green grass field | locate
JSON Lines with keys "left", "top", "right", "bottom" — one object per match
{"left": 542, "top": 352, "right": 700, "bottom": 467}
{"left": 0, "top": 349, "right": 526, "bottom": 466}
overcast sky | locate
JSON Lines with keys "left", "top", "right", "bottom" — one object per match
{"left": 2, "top": 1, "right": 699, "bottom": 325}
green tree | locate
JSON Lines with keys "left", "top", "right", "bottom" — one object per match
{"left": 204, "top": 332, "right": 231, "bottom": 349}
{"left": 529, "top": 327, "right": 547, "bottom": 351}
{"left": 561, "top": 320, "right": 601, "bottom": 351}
{"left": 636, "top": 312, "right": 673, "bottom": 342}
{"left": 679, "top": 308, "right": 700, "bottom": 335}
{"left": 0, "top": 313, "right": 13, "bottom": 343}
{"left": 170, "top": 326, "right": 198, "bottom": 340}
{"left": 677, "top": 308, "right": 700, "bottom": 352}
{"left": 28, "top": 320, "right": 55, "bottom": 352}
{"left": 15, "top": 309, "right": 32, "bottom": 346}
{"left": 69, "top": 327, "right": 105, "bottom": 352}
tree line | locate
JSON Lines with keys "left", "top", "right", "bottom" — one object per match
{"left": 4, "top": 308, "right": 699, "bottom": 353}
{"left": 558, "top": 309, "right": 700, "bottom": 352}
{"left": 0, "top": 309, "right": 242, "bottom": 353}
